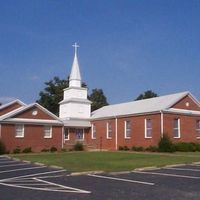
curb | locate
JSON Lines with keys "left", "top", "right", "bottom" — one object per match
{"left": 34, "top": 162, "right": 45, "bottom": 166}
{"left": 134, "top": 166, "right": 159, "bottom": 171}
{"left": 109, "top": 171, "right": 131, "bottom": 175}
{"left": 192, "top": 161, "right": 200, "bottom": 164}
{"left": 164, "top": 164, "right": 186, "bottom": 168}
{"left": 22, "top": 160, "right": 31, "bottom": 164}
{"left": 70, "top": 171, "right": 104, "bottom": 176}
{"left": 50, "top": 165, "right": 64, "bottom": 170}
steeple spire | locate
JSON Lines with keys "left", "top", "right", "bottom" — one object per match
{"left": 69, "top": 42, "right": 81, "bottom": 87}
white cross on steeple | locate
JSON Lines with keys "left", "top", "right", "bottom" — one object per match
{"left": 69, "top": 42, "right": 81, "bottom": 87}
{"left": 72, "top": 42, "right": 79, "bottom": 55}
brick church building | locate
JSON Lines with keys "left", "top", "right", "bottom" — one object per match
{"left": 0, "top": 44, "right": 200, "bottom": 152}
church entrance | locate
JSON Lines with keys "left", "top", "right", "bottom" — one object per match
{"left": 75, "top": 128, "right": 84, "bottom": 140}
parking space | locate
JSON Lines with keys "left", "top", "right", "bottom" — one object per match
{"left": 0, "top": 156, "right": 199, "bottom": 200}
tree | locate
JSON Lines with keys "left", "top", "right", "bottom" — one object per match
{"left": 37, "top": 76, "right": 69, "bottom": 115}
{"left": 0, "top": 102, "right": 2, "bottom": 106}
{"left": 89, "top": 88, "right": 109, "bottom": 111}
{"left": 135, "top": 90, "right": 158, "bottom": 101}
{"left": 37, "top": 76, "right": 87, "bottom": 116}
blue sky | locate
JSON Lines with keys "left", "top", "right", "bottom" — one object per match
{"left": 0, "top": 0, "right": 200, "bottom": 105}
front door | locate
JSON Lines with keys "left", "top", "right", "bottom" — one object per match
{"left": 75, "top": 129, "right": 84, "bottom": 140}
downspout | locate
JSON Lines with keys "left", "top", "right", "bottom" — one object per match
{"left": 160, "top": 111, "right": 164, "bottom": 138}
{"left": 115, "top": 117, "right": 118, "bottom": 150}
{"left": 0, "top": 124, "right": 1, "bottom": 139}
{"left": 61, "top": 126, "right": 64, "bottom": 149}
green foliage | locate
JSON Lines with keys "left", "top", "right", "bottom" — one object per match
{"left": 50, "top": 146, "right": 57, "bottom": 152}
{"left": 135, "top": 90, "right": 158, "bottom": 101}
{"left": 145, "top": 146, "right": 158, "bottom": 152}
{"left": 74, "top": 142, "right": 84, "bottom": 151}
{"left": 89, "top": 88, "right": 109, "bottom": 111}
{"left": 174, "top": 142, "right": 200, "bottom": 152}
{"left": 41, "top": 148, "right": 50, "bottom": 152}
{"left": 158, "top": 134, "right": 176, "bottom": 152}
{"left": 131, "top": 146, "right": 144, "bottom": 151}
{"left": 37, "top": 76, "right": 69, "bottom": 115}
{"left": 118, "top": 146, "right": 124, "bottom": 151}
{"left": 13, "top": 147, "right": 21, "bottom": 154}
{"left": 0, "top": 140, "right": 6, "bottom": 155}
{"left": 22, "top": 147, "right": 32, "bottom": 153}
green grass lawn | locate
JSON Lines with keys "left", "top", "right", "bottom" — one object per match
{"left": 11, "top": 151, "right": 200, "bottom": 172}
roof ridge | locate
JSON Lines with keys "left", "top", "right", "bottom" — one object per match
{"left": 0, "top": 99, "right": 26, "bottom": 110}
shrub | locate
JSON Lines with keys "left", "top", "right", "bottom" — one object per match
{"left": 74, "top": 142, "right": 84, "bottom": 151}
{"left": 13, "top": 147, "right": 21, "bottom": 154}
{"left": 61, "top": 148, "right": 67, "bottom": 152}
{"left": 145, "top": 146, "right": 158, "bottom": 152}
{"left": 0, "top": 140, "right": 6, "bottom": 155}
{"left": 118, "top": 146, "right": 124, "bottom": 151}
{"left": 131, "top": 146, "right": 144, "bottom": 151}
{"left": 123, "top": 146, "right": 129, "bottom": 151}
{"left": 41, "top": 148, "right": 50, "bottom": 152}
{"left": 158, "top": 134, "right": 176, "bottom": 153}
{"left": 193, "top": 143, "right": 200, "bottom": 151}
{"left": 50, "top": 146, "right": 57, "bottom": 152}
{"left": 22, "top": 147, "right": 32, "bottom": 153}
{"left": 174, "top": 142, "right": 199, "bottom": 152}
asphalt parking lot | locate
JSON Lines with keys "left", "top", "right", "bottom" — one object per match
{"left": 0, "top": 155, "right": 199, "bottom": 200}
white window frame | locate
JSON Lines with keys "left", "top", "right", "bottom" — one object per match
{"left": 124, "top": 121, "right": 131, "bottom": 139}
{"left": 15, "top": 124, "right": 24, "bottom": 138}
{"left": 44, "top": 126, "right": 52, "bottom": 139}
{"left": 91, "top": 124, "right": 96, "bottom": 139}
{"left": 196, "top": 120, "right": 200, "bottom": 138}
{"left": 173, "top": 118, "right": 181, "bottom": 138}
{"left": 106, "top": 122, "right": 112, "bottom": 139}
{"left": 145, "top": 119, "right": 152, "bottom": 138}
{"left": 76, "top": 129, "right": 84, "bottom": 140}
{"left": 64, "top": 127, "right": 69, "bottom": 140}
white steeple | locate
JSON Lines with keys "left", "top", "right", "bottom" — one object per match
{"left": 69, "top": 43, "right": 81, "bottom": 87}
{"left": 59, "top": 43, "right": 91, "bottom": 122}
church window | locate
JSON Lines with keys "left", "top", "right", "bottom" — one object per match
{"left": 15, "top": 124, "right": 24, "bottom": 138}
{"left": 106, "top": 122, "right": 112, "bottom": 139}
{"left": 64, "top": 128, "right": 69, "bottom": 140}
{"left": 145, "top": 119, "right": 152, "bottom": 138}
{"left": 173, "top": 119, "right": 180, "bottom": 138}
{"left": 44, "top": 126, "right": 52, "bottom": 138}
{"left": 92, "top": 124, "right": 96, "bottom": 139}
{"left": 124, "top": 121, "right": 131, "bottom": 139}
{"left": 196, "top": 120, "right": 200, "bottom": 138}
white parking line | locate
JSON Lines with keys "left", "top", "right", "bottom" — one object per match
{"left": 88, "top": 174, "right": 155, "bottom": 186}
{"left": 0, "top": 168, "right": 91, "bottom": 194}
{"left": 0, "top": 160, "right": 19, "bottom": 164}
{"left": 0, "top": 166, "right": 46, "bottom": 174}
{"left": 164, "top": 167, "right": 200, "bottom": 172}
{"left": 0, "top": 169, "right": 66, "bottom": 182}
{"left": 0, "top": 163, "right": 30, "bottom": 168}
{"left": 34, "top": 178, "right": 91, "bottom": 193}
{"left": 132, "top": 171, "right": 200, "bottom": 179}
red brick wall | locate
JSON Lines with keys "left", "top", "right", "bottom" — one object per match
{"left": 163, "top": 113, "right": 200, "bottom": 143}
{"left": 1, "top": 124, "right": 63, "bottom": 153}
{"left": 89, "top": 114, "right": 162, "bottom": 150}
{"left": 0, "top": 102, "right": 23, "bottom": 116}
{"left": 171, "top": 95, "right": 200, "bottom": 111}
{"left": 14, "top": 106, "right": 55, "bottom": 120}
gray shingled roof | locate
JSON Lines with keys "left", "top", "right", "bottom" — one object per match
{"left": 91, "top": 91, "right": 199, "bottom": 119}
